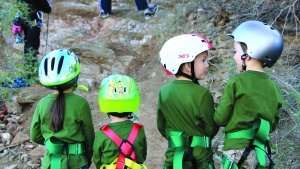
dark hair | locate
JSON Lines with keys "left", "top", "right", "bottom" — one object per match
{"left": 108, "top": 112, "right": 132, "bottom": 118}
{"left": 239, "top": 42, "right": 248, "bottom": 53}
{"left": 175, "top": 64, "right": 184, "bottom": 77}
{"left": 50, "top": 89, "right": 65, "bottom": 132}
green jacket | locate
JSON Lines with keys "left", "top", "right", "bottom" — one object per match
{"left": 93, "top": 120, "right": 147, "bottom": 169}
{"left": 214, "top": 70, "right": 283, "bottom": 150}
{"left": 157, "top": 80, "right": 219, "bottom": 168}
{"left": 30, "top": 93, "right": 95, "bottom": 169}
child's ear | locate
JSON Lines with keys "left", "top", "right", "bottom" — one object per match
{"left": 183, "top": 62, "right": 192, "bottom": 72}
{"left": 246, "top": 55, "right": 252, "bottom": 61}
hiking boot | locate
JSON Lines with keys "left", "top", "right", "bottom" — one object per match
{"left": 144, "top": 4, "right": 158, "bottom": 20}
{"left": 101, "top": 10, "right": 109, "bottom": 19}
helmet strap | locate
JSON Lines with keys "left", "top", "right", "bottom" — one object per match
{"left": 190, "top": 61, "right": 199, "bottom": 84}
{"left": 241, "top": 54, "right": 247, "bottom": 72}
{"left": 237, "top": 42, "right": 248, "bottom": 72}
{"left": 177, "top": 61, "right": 199, "bottom": 84}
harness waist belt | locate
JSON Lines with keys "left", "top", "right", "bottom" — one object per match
{"left": 45, "top": 139, "right": 84, "bottom": 155}
{"left": 223, "top": 118, "right": 271, "bottom": 168}
{"left": 169, "top": 131, "right": 211, "bottom": 148}
{"left": 168, "top": 131, "right": 211, "bottom": 169}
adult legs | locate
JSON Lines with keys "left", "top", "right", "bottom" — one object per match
{"left": 134, "top": 0, "right": 148, "bottom": 11}
{"left": 23, "top": 24, "right": 41, "bottom": 82}
{"left": 100, "top": 0, "right": 112, "bottom": 13}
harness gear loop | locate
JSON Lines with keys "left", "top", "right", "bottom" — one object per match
{"left": 223, "top": 118, "right": 272, "bottom": 168}
{"left": 45, "top": 138, "right": 84, "bottom": 169}
{"left": 101, "top": 123, "right": 146, "bottom": 169}
{"left": 36, "top": 11, "right": 43, "bottom": 27}
{"left": 168, "top": 131, "right": 211, "bottom": 169}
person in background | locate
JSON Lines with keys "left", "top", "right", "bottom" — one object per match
{"left": 12, "top": 0, "right": 51, "bottom": 84}
{"left": 98, "top": 0, "right": 158, "bottom": 20}
{"left": 93, "top": 74, "right": 147, "bottom": 169}
{"left": 214, "top": 20, "right": 284, "bottom": 169}
{"left": 157, "top": 34, "right": 219, "bottom": 169}
{"left": 30, "top": 49, "right": 95, "bottom": 169}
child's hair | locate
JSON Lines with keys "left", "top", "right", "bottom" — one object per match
{"left": 107, "top": 112, "right": 132, "bottom": 118}
{"left": 228, "top": 20, "right": 283, "bottom": 68}
{"left": 98, "top": 74, "right": 140, "bottom": 114}
{"left": 239, "top": 42, "right": 247, "bottom": 53}
{"left": 38, "top": 49, "right": 81, "bottom": 132}
{"left": 51, "top": 89, "right": 65, "bottom": 131}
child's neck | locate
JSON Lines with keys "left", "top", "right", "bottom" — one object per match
{"left": 246, "top": 65, "right": 264, "bottom": 72}
{"left": 246, "top": 60, "right": 264, "bottom": 72}
{"left": 176, "top": 75, "right": 191, "bottom": 81}
{"left": 110, "top": 116, "right": 128, "bottom": 123}
{"left": 54, "top": 87, "right": 73, "bottom": 94}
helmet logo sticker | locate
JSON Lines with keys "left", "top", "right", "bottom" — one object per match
{"left": 178, "top": 54, "right": 189, "bottom": 59}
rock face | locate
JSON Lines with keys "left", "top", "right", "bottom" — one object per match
{"left": 1, "top": 0, "right": 299, "bottom": 168}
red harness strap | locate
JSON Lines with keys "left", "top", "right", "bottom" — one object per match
{"left": 101, "top": 123, "right": 143, "bottom": 169}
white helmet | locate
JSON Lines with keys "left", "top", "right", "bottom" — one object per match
{"left": 159, "top": 34, "right": 213, "bottom": 75}
{"left": 229, "top": 20, "right": 284, "bottom": 68}
{"left": 39, "top": 49, "right": 81, "bottom": 90}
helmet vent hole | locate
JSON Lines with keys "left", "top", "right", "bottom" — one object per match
{"left": 57, "top": 56, "right": 64, "bottom": 74}
{"left": 51, "top": 57, "right": 55, "bottom": 71}
{"left": 44, "top": 58, "right": 48, "bottom": 76}
{"left": 201, "top": 40, "right": 206, "bottom": 43}
{"left": 124, "top": 87, "right": 126, "bottom": 93}
{"left": 270, "top": 27, "right": 275, "bottom": 30}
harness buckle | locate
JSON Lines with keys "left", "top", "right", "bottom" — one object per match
{"left": 76, "top": 143, "right": 78, "bottom": 155}
{"left": 118, "top": 139, "right": 134, "bottom": 159}
{"left": 228, "top": 158, "right": 234, "bottom": 169}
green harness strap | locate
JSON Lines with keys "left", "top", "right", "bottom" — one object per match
{"left": 169, "top": 131, "right": 211, "bottom": 169}
{"left": 221, "top": 154, "right": 239, "bottom": 169}
{"left": 45, "top": 139, "right": 84, "bottom": 169}
{"left": 224, "top": 118, "right": 271, "bottom": 168}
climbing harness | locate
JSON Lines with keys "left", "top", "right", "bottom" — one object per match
{"left": 100, "top": 123, "right": 147, "bottom": 169}
{"left": 45, "top": 138, "right": 84, "bottom": 169}
{"left": 221, "top": 118, "right": 275, "bottom": 169}
{"left": 167, "top": 131, "right": 214, "bottom": 169}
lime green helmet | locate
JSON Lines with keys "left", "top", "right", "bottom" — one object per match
{"left": 39, "top": 49, "right": 81, "bottom": 90}
{"left": 98, "top": 74, "right": 140, "bottom": 113}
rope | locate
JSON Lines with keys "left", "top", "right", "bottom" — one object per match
{"left": 44, "top": 0, "right": 52, "bottom": 55}
{"left": 44, "top": 13, "right": 50, "bottom": 55}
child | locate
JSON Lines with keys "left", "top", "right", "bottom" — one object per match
{"left": 214, "top": 20, "right": 284, "bottom": 169}
{"left": 30, "top": 49, "right": 95, "bottom": 169}
{"left": 93, "top": 74, "right": 147, "bottom": 169}
{"left": 99, "top": 0, "right": 158, "bottom": 20}
{"left": 157, "top": 34, "right": 219, "bottom": 169}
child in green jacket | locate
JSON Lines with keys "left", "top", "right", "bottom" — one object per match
{"left": 93, "top": 74, "right": 147, "bottom": 169}
{"left": 214, "top": 20, "right": 284, "bottom": 169}
{"left": 30, "top": 49, "right": 95, "bottom": 169}
{"left": 157, "top": 34, "right": 219, "bottom": 169}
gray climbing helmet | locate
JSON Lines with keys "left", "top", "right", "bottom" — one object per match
{"left": 229, "top": 20, "right": 284, "bottom": 68}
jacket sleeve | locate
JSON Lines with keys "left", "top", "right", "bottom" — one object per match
{"left": 38, "top": 0, "right": 52, "bottom": 13}
{"left": 199, "top": 91, "right": 219, "bottom": 138}
{"left": 81, "top": 102, "right": 95, "bottom": 167}
{"left": 271, "top": 84, "right": 283, "bottom": 132}
{"left": 30, "top": 102, "right": 45, "bottom": 145}
{"left": 156, "top": 90, "right": 167, "bottom": 138}
{"left": 93, "top": 131, "right": 103, "bottom": 169}
{"left": 214, "top": 77, "right": 236, "bottom": 127}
